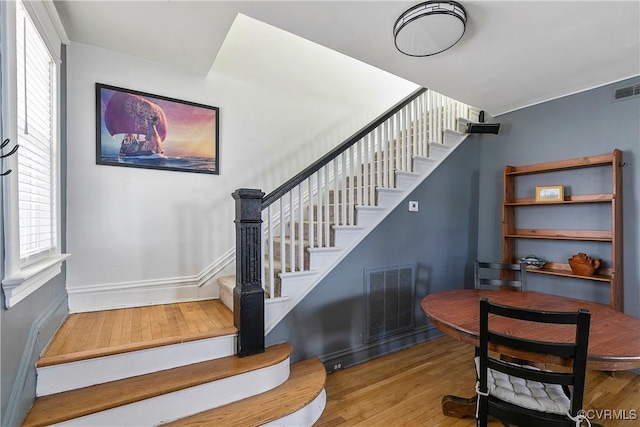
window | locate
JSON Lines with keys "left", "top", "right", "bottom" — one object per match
{"left": 16, "top": 0, "right": 57, "bottom": 261}
{"left": 1, "top": 0, "right": 69, "bottom": 308}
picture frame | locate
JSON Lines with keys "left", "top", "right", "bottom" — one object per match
{"left": 96, "top": 83, "right": 219, "bottom": 174}
{"left": 535, "top": 185, "right": 564, "bottom": 203}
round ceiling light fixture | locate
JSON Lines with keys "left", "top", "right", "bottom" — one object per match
{"left": 394, "top": 1, "right": 467, "bottom": 57}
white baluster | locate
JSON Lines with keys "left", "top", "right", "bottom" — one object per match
{"left": 416, "top": 96, "right": 423, "bottom": 158}
{"left": 332, "top": 157, "right": 339, "bottom": 226}
{"left": 279, "top": 197, "right": 286, "bottom": 274}
{"left": 369, "top": 132, "right": 375, "bottom": 205}
{"left": 422, "top": 93, "right": 428, "bottom": 155}
{"left": 341, "top": 152, "right": 346, "bottom": 226}
{"left": 348, "top": 145, "right": 355, "bottom": 226}
{"left": 309, "top": 176, "right": 315, "bottom": 248}
{"left": 438, "top": 92, "right": 443, "bottom": 144}
{"left": 318, "top": 169, "right": 324, "bottom": 247}
{"left": 382, "top": 119, "right": 389, "bottom": 188}
{"left": 289, "top": 191, "right": 294, "bottom": 271}
{"left": 324, "top": 165, "right": 330, "bottom": 247}
{"left": 404, "top": 104, "right": 410, "bottom": 171}
{"left": 357, "top": 139, "right": 363, "bottom": 210}
{"left": 363, "top": 134, "right": 369, "bottom": 206}
{"left": 265, "top": 207, "right": 271, "bottom": 297}
{"left": 298, "top": 184, "right": 303, "bottom": 271}
{"left": 376, "top": 125, "right": 382, "bottom": 191}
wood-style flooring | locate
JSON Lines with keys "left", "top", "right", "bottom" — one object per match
{"left": 37, "top": 301, "right": 639, "bottom": 427}
{"left": 316, "top": 335, "right": 640, "bottom": 427}
{"left": 39, "top": 300, "right": 235, "bottom": 366}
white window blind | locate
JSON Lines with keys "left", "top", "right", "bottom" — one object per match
{"left": 15, "top": 0, "right": 57, "bottom": 260}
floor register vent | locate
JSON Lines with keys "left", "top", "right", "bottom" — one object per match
{"left": 364, "top": 264, "right": 415, "bottom": 343}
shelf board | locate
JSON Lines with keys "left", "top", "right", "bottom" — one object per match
{"left": 505, "top": 152, "right": 617, "bottom": 176}
{"left": 504, "top": 229, "right": 612, "bottom": 241}
{"left": 524, "top": 262, "right": 611, "bottom": 282}
{"left": 504, "top": 194, "right": 613, "bottom": 206}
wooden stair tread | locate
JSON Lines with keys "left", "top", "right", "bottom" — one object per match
{"left": 23, "top": 343, "right": 292, "bottom": 427}
{"left": 38, "top": 300, "right": 235, "bottom": 367}
{"left": 165, "top": 358, "right": 326, "bottom": 427}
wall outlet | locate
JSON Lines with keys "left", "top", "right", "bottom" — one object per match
{"left": 408, "top": 201, "right": 419, "bottom": 212}
{"left": 333, "top": 362, "right": 343, "bottom": 371}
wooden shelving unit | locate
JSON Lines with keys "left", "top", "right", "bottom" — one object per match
{"left": 502, "top": 150, "right": 623, "bottom": 311}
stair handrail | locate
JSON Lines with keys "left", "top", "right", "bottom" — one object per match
{"left": 261, "top": 87, "right": 428, "bottom": 209}
{"left": 234, "top": 86, "right": 475, "bottom": 356}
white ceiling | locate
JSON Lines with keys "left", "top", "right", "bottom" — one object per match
{"left": 54, "top": 1, "right": 640, "bottom": 116}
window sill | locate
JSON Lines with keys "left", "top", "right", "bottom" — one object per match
{"left": 2, "top": 253, "right": 71, "bottom": 309}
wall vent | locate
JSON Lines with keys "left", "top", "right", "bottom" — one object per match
{"left": 364, "top": 264, "right": 415, "bottom": 343}
{"left": 612, "top": 84, "right": 640, "bottom": 103}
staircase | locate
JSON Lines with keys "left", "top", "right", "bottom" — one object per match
{"left": 23, "top": 88, "right": 478, "bottom": 426}
{"left": 219, "top": 88, "right": 478, "bottom": 334}
{"left": 23, "top": 301, "right": 326, "bottom": 426}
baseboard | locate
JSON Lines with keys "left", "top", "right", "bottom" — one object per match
{"left": 67, "top": 248, "right": 235, "bottom": 312}
{"left": 319, "top": 325, "right": 443, "bottom": 373}
{"left": 3, "top": 292, "right": 67, "bottom": 427}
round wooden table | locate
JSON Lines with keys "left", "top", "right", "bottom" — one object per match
{"left": 421, "top": 289, "right": 640, "bottom": 419}
{"left": 422, "top": 289, "right": 640, "bottom": 371}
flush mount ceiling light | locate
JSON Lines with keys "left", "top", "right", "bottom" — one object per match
{"left": 394, "top": 1, "right": 467, "bottom": 57}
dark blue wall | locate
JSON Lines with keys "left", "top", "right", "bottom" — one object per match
{"left": 267, "top": 138, "right": 481, "bottom": 367}
{"left": 477, "top": 77, "right": 640, "bottom": 316}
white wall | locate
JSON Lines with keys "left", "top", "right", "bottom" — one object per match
{"left": 65, "top": 14, "right": 417, "bottom": 311}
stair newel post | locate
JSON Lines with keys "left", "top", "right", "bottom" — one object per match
{"left": 232, "top": 188, "right": 266, "bottom": 357}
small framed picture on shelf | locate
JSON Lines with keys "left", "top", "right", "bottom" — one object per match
{"left": 535, "top": 185, "right": 564, "bottom": 202}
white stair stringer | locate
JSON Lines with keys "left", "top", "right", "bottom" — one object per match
{"left": 264, "top": 130, "right": 469, "bottom": 334}
{"left": 36, "top": 333, "right": 237, "bottom": 396}
{"left": 51, "top": 357, "right": 291, "bottom": 426}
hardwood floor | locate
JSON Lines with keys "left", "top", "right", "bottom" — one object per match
{"left": 316, "top": 335, "right": 640, "bottom": 426}
{"left": 36, "top": 302, "right": 639, "bottom": 426}
{"left": 39, "top": 300, "right": 235, "bottom": 366}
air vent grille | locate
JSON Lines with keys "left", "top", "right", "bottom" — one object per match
{"left": 364, "top": 264, "right": 415, "bottom": 343}
{"left": 613, "top": 84, "right": 640, "bottom": 102}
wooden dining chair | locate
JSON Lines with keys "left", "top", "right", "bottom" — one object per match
{"left": 474, "top": 260, "right": 527, "bottom": 291}
{"left": 476, "top": 298, "right": 591, "bottom": 427}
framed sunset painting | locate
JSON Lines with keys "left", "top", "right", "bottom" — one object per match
{"left": 96, "top": 83, "right": 219, "bottom": 174}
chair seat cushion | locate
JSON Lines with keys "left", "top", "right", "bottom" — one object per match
{"left": 475, "top": 357, "right": 570, "bottom": 415}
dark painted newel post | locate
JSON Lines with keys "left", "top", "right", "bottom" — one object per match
{"left": 232, "top": 188, "right": 265, "bottom": 357}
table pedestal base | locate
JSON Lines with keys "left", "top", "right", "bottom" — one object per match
{"left": 441, "top": 394, "right": 476, "bottom": 418}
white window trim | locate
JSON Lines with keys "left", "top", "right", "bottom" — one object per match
{"left": 1, "top": 0, "right": 70, "bottom": 309}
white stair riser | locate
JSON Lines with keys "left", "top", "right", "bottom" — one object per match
{"left": 37, "top": 334, "right": 236, "bottom": 396}
{"left": 354, "top": 206, "right": 386, "bottom": 228}
{"left": 332, "top": 226, "right": 366, "bottom": 248}
{"left": 429, "top": 141, "right": 451, "bottom": 157}
{"left": 262, "top": 388, "right": 327, "bottom": 427}
{"left": 394, "top": 171, "right": 420, "bottom": 191}
{"left": 308, "top": 247, "right": 342, "bottom": 271}
{"left": 413, "top": 157, "right": 436, "bottom": 175}
{"left": 375, "top": 188, "right": 404, "bottom": 208}
{"left": 279, "top": 271, "right": 320, "bottom": 302}
{"left": 51, "top": 358, "right": 291, "bottom": 426}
